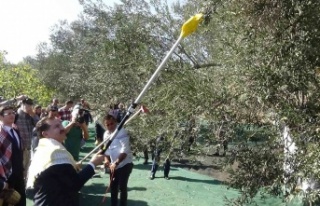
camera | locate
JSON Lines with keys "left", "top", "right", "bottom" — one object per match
{"left": 76, "top": 116, "right": 85, "bottom": 124}
{"left": 76, "top": 109, "right": 85, "bottom": 124}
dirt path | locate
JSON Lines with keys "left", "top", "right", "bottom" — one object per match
{"left": 170, "top": 155, "right": 230, "bottom": 182}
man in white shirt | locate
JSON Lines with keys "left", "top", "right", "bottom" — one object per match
{"left": 102, "top": 114, "right": 133, "bottom": 206}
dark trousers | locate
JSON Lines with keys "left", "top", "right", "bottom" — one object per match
{"left": 110, "top": 163, "right": 133, "bottom": 206}
{"left": 7, "top": 134, "right": 25, "bottom": 206}
{"left": 143, "top": 147, "right": 157, "bottom": 164}
{"left": 3, "top": 175, "right": 27, "bottom": 206}
{"left": 6, "top": 177, "right": 26, "bottom": 206}
{"left": 163, "top": 159, "right": 170, "bottom": 178}
{"left": 150, "top": 158, "right": 170, "bottom": 178}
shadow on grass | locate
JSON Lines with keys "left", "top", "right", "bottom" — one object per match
{"left": 170, "top": 162, "right": 221, "bottom": 170}
{"left": 126, "top": 199, "right": 149, "bottom": 206}
{"left": 169, "top": 176, "right": 222, "bottom": 185}
{"left": 94, "top": 198, "right": 149, "bottom": 206}
{"left": 132, "top": 163, "right": 178, "bottom": 171}
{"left": 80, "top": 183, "right": 148, "bottom": 206}
{"left": 128, "top": 186, "right": 147, "bottom": 191}
{"left": 79, "top": 182, "right": 107, "bottom": 205}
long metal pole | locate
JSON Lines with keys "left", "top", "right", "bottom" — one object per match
{"left": 80, "top": 36, "right": 183, "bottom": 163}
{"left": 134, "top": 35, "right": 183, "bottom": 104}
{"left": 80, "top": 13, "right": 204, "bottom": 163}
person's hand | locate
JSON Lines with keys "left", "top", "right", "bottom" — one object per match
{"left": 69, "top": 117, "right": 78, "bottom": 126}
{"left": 75, "top": 162, "right": 82, "bottom": 171}
{"left": 109, "top": 163, "right": 117, "bottom": 173}
{"left": 15, "top": 95, "right": 27, "bottom": 101}
{"left": 104, "top": 161, "right": 110, "bottom": 168}
{"left": 89, "top": 153, "right": 104, "bottom": 167}
{"left": 80, "top": 122, "right": 87, "bottom": 129}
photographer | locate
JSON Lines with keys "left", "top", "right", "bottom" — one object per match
{"left": 62, "top": 105, "right": 89, "bottom": 161}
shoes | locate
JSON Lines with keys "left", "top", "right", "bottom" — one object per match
{"left": 149, "top": 176, "right": 155, "bottom": 180}
{"left": 164, "top": 176, "right": 170, "bottom": 180}
{"left": 143, "top": 161, "right": 148, "bottom": 165}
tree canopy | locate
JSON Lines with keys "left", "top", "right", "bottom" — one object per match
{"left": 0, "top": 58, "right": 54, "bottom": 105}
{"left": 3, "top": 0, "right": 320, "bottom": 205}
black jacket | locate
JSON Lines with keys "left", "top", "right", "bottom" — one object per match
{"left": 33, "top": 164, "right": 95, "bottom": 206}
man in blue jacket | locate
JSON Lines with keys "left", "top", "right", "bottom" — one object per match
{"left": 27, "top": 117, "right": 104, "bottom": 206}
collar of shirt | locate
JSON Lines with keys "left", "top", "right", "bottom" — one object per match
{"left": 3, "top": 125, "right": 12, "bottom": 132}
{"left": 3, "top": 125, "right": 20, "bottom": 146}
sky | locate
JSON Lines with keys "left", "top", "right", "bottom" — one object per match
{"left": 0, "top": 0, "right": 121, "bottom": 63}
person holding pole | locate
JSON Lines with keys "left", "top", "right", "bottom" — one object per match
{"left": 80, "top": 13, "right": 204, "bottom": 187}
{"left": 79, "top": 13, "right": 204, "bottom": 164}
{"left": 76, "top": 13, "right": 204, "bottom": 205}
{"left": 27, "top": 117, "right": 104, "bottom": 206}
{"left": 102, "top": 114, "right": 133, "bottom": 206}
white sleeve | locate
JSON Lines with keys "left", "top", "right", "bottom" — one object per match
{"left": 88, "top": 162, "right": 95, "bottom": 170}
{"left": 104, "top": 148, "right": 110, "bottom": 156}
{"left": 103, "top": 132, "right": 111, "bottom": 156}
{"left": 103, "top": 132, "right": 109, "bottom": 141}
{"left": 119, "top": 136, "right": 130, "bottom": 154}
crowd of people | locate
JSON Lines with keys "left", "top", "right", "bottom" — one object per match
{"left": 0, "top": 95, "right": 172, "bottom": 206}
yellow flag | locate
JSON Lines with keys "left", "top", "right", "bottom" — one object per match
{"left": 181, "top": 13, "right": 204, "bottom": 38}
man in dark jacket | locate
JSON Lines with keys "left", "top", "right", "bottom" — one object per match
{"left": 27, "top": 117, "right": 104, "bottom": 206}
{"left": 0, "top": 106, "right": 26, "bottom": 206}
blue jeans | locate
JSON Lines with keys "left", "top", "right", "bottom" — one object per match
{"left": 150, "top": 151, "right": 170, "bottom": 178}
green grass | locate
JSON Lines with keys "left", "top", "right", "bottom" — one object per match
{"left": 26, "top": 124, "right": 303, "bottom": 206}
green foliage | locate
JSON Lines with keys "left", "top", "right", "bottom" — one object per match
{"left": 0, "top": 64, "right": 54, "bottom": 105}
{"left": 17, "top": 0, "right": 320, "bottom": 205}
